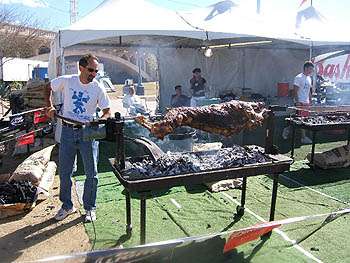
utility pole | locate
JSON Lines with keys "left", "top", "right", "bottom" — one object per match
{"left": 257, "top": 0, "right": 261, "bottom": 14}
{"left": 70, "top": 0, "right": 78, "bottom": 24}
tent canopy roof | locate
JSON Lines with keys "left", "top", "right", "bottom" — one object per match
{"left": 60, "top": 0, "right": 208, "bottom": 48}
{"left": 57, "top": 0, "right": 350, "bottom": 50}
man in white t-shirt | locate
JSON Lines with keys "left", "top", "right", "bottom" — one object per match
{"left": 45, "top": 54, "right": 111, "bottom": 222}
{"left": 294, "top": 61, "right": 314, "bottom": 144}
{"left": 282, "top": 61, "right": 314, "bottom": 144}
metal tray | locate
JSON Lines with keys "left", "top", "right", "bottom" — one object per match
{"left": 286, "top": 117, "right": 350, "bottom": 130}
{"left": 109, "top": 153, "right": 292, "bottom": 192}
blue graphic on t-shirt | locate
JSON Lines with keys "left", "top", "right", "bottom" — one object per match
{"left": 72, "top": 91, "right": 90, "bottom": 114}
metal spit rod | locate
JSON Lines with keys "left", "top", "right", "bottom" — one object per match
{"left": 287, "top": 105, "right": 350, "bottom": 114}
{"left": 114, "top": 112, "right": 126, "bottom": 170}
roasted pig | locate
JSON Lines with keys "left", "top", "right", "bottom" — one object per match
{"left": 135, "top": 100, "right": 269, "bottom": 139}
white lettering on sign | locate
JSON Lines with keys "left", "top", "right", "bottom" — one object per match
{"left": 315, "top": 54, "right": 350, "bottom": 82}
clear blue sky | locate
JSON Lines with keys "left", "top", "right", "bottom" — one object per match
{"left": 0, "top": 0, "right": 349, "bottom": 31}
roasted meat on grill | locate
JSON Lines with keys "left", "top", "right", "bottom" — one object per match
{"left": 135, "top": 100, "right": 269, "bottom": 139}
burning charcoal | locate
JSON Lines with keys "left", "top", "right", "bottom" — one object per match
{"left": 0, "top": 180, "right": 37, "bottom": 204}
{"left": 126, "top": 145, "right": 270, "bottom": 180}
{"left": 298, "top": 113, "right": 350, "bottom": 126}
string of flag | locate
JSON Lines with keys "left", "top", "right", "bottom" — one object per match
{"left": 0, "top": 108, "right": 51, "bottom": 149}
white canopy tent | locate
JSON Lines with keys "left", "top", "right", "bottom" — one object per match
{"left": 49, "top": 0, "right": 267, "bottom": 76}
{"left": 178, "top": 3, "right": 350, "bottom": 46}
{"left": 48, "top": 0, "right": 350, "bottom": 108}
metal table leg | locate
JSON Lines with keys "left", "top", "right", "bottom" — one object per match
{"left": 310, "top": 131, "right": 317, "bottom": 166}
{"left": 140, "top": 197, "right": 146, "bottom": 245}
{"left": 125, "top": 190, "right": 132, "bottom": 234}
{"left": 262, "top": 174, "right": 279, "bottom": 240}
{"left": 269, "top": 174, "right": 279, "bottom": 221}
{"left": 236, "top": 176, "right": 247, "bottom": 217}
{"left": 290, "top": 126, "right": 296, "bottom": 158}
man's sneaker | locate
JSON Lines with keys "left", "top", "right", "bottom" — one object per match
{"left": 301, "top": 136, "right": 313, "bottom": 144}
{"left": 85, "top": 210, "right": 97, "bottom": 222}
{"left": 54, "top": 207, "right": 77, "bottom": 221}
{"left": 282, "top": 127, "right": 290, "bottom": 140}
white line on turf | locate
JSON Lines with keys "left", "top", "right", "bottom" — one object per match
{"left": 280, "top": 174, "right": 349, "bottom": 205}
{"left": 220, "top": 192, "right": 323, "bottom": 263}
{"left": 170, "top": 198, "right": 182, "bottom": 209}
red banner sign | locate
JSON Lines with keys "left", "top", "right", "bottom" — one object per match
{"left": 315, "top": 54, "right": 350, "bottom": 82}
{"left": 17, "top": 131, "right": 35, "bottom": 146}
{"left": 223, "top": 224, "right": 280, "bottom": 253}
{"left": 34, "top": 110, "right": 48, "bottom": 124}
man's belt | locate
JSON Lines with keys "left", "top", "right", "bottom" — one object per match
{"left": 55, "top": 114, "right": 86, "bottom": 129}
{"left": 62, "top": 120, "right": 83, "bottom": 129}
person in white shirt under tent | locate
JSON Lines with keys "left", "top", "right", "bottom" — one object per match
{"left": 282, "top": 61, "right": 314, "bottom": 144}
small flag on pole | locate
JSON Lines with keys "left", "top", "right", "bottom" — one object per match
{"left": 17, "top": 131, "right": 35, "bottom": 146}
{"left": 224, "top": 223, "right": 281, "bottom": 253}
{"left": 34, "top": 110, "right": 48, "bottom": 124}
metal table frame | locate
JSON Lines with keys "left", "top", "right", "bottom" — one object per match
{"left": 110, "top": 156, "right": 291, "bottom": 244}
{"left": 287, "top": 118, "right": 350, "bottom": 166}
{"left": 110, "top": 109, "right": 292, "bottom": 244}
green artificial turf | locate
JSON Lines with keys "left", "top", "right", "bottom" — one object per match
{"left": 74, "top": 138, "right": 350, "bottom": 262}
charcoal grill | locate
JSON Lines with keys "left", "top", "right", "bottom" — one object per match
{"left": 109, "top": 108, "right": 292, "bottom": 244}
{"left": 286, "top": 107, "right": 350, "bottom": 166}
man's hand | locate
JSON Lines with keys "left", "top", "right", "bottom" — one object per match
{"left": 46, "top": 106, "right": 56, "bottom": 119}
{"left": 100, "top": 108, "right": 111, "bottom": 120}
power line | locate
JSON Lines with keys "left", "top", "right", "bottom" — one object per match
{"left": 70, "top": 0, "right": 78, "bottom": 24}
{"left": 163, "top": 0, "right": 202, "bottom": 8}
{"left": 47, "top": 5, "right": 69, "bottom": 14}
{"left": 37, "top": 0, "right": 69, "bottom": 14}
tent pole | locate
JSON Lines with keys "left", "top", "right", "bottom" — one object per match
{"left": 156, "top": 47, "right": 162, "bottom": 112}
{"left": 60, "top": 48, "right": 65, "bottom": 75}
{"left": 309, "top": 41, "right": 313, "bottom": 61}
{"left": 257, "top": 0, "right": 261, "bottom": 14}
{"left": 242, "top": 49, "right": 246, "bottom": 95}
{"left": 138, "top": 52, "right": 142, "bottom": 86}
{"left": 58, "top": 30, "right": 65, "bottom": 76}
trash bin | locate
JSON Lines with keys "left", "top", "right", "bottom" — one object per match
{"left": 277, "top": 82, "right": 289, "bottom": 97}
{"left": 136, "top": 84, "right": 145, "bottom": 96}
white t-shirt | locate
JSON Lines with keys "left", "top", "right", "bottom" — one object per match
{"left": 294, "top": 73, "right": 312, "bottom": 104}
{"left": 51, "top": 74, "right": 111, "bottom": 123}
{"left": 122, "top": 94, "right": 142, "bottom": 108}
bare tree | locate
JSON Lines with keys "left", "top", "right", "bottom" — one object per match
{"left": 0, "top": 6, "right": 51, "bottom": 67}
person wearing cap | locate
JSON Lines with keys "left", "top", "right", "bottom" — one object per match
{"left": 171, "top": 85, "right": 190, "bottom": 108}
{"left": 190, "top": 68, "right": 207, "bottom": 107}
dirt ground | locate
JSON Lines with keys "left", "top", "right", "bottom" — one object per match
{"left": 0, "top": 91, "right": 158, "bottom": 262}
{"left": 0, "top": 165, "right": 91, "bottom": 262}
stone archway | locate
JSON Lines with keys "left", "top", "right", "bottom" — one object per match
{"left": 63, "top": 49, "right": 153, "bottom": 81}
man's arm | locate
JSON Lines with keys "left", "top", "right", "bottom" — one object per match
{"left": 189, "top": 79, "right": 195, "bottom": 96}
{"left": 309, "top": 91, "right": 312, "bottom": 104}
{"left": 190, "top": 88, "right": 195, "bottom": 96}
{"left": 100, "top": 108, "right": 111, "bottom": 119}
{"left": 202, "top": 78, "right": 207, "bottom": 89}
{"left": 170, "top": 95, "right": 175, "bottom": 107}
{"left": 293, "top": 85, "right": 301, "bottom": 104}
{"left": 44, "top": 82, "right": 56, "bottom": 118}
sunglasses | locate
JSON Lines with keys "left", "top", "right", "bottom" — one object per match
{"left": 86, "top": 67, "right": 98, "bottom": 73}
